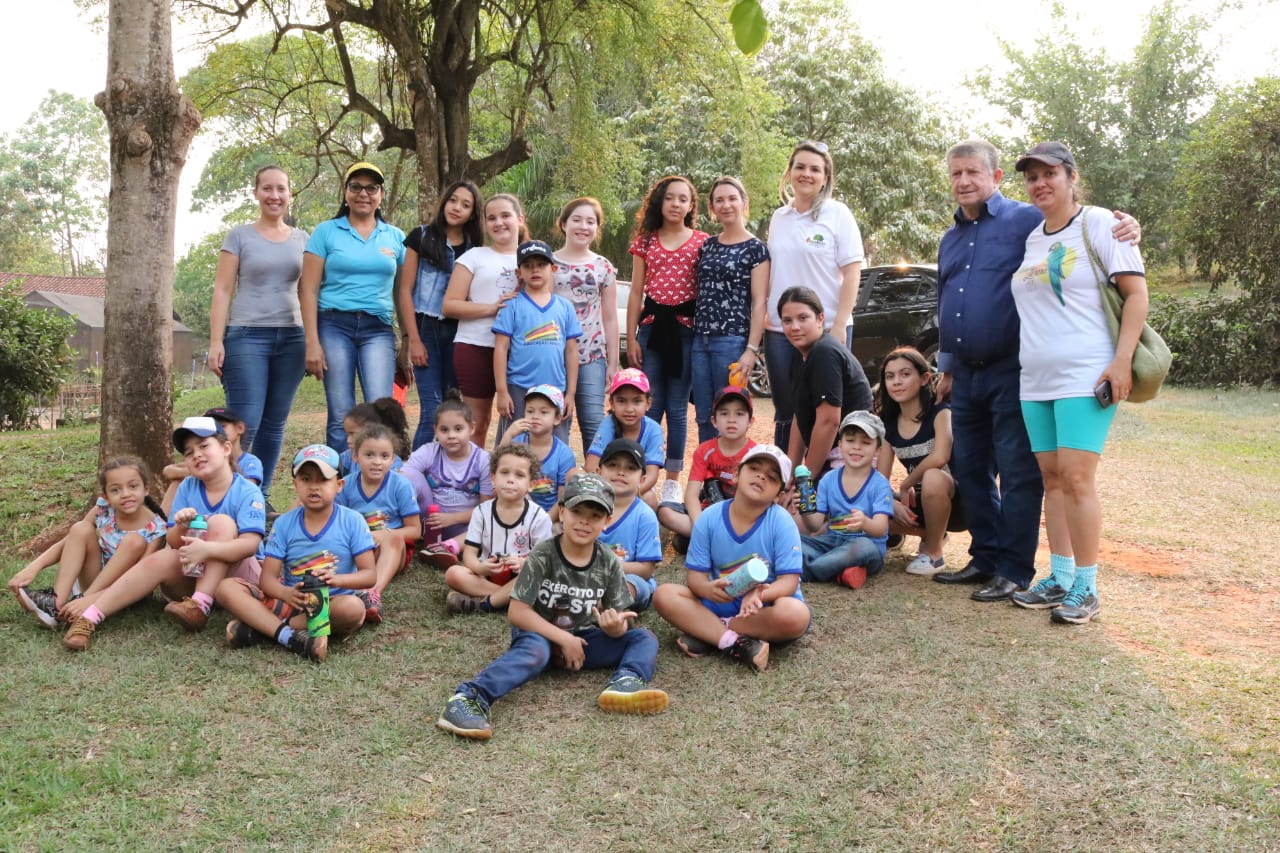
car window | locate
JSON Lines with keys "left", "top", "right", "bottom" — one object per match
{"left": 865, "top": 272, "right": 934, "bottom": 311}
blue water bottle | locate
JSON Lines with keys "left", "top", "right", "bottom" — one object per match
{"left": 794, "top": 465, "right": 818, "bottom": 514}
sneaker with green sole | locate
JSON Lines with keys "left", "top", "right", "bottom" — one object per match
{"left": 598, "top": 675, "right": 669, "bottom": 714}
{"left": 1012, "top": 578, "right": 1070, "bottom": 610}
{"left": 437, "top": 693, "right": 493, "bottom": 739}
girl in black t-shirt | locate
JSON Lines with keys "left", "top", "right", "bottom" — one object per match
{"left": 873, "top": 347, "right": 965, "bottom": 575}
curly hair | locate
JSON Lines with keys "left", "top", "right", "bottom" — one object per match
{"left": 490, "top": 442, "right": 541, "bottom": 482}
{"left": 633, "top": 175, "right": 697, "bottom": 238}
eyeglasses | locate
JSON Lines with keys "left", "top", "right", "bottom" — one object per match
{"left": 346, "top": 182, "right": 383, "bottom": 196}
{"left": 798, "top": 140, "right": 829, "bottom": 154}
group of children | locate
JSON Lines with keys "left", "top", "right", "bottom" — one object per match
{"left": 10, "top": 341, "right": 969, "bottom": 741}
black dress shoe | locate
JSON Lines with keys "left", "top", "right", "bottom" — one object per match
{"left": 932, "top": 562, "right": 992, "bottom": 585}
{"left": 971, "top": 576, "right": 1023, "bottom": 602}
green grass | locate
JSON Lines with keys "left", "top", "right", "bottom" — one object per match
{"left": 1, "top": 387, "right": 1278, "bottom": 851}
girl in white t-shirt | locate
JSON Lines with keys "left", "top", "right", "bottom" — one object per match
{"left": 443, "top": 193, "right": 529, "bottom": 447}
{"left": 765, "top": 141, "right": 865, "bottom": 449}
{"left": 1009, "top": 141, "right": 1149, "bottom": 627}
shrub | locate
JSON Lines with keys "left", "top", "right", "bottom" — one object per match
{"left": 0, "top": 281, "right": 75, "bottom": 429}
{"left": 1149, "top": 291, "right": 1280, "bottom": 387}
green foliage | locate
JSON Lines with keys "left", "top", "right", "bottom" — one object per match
{"left": 0, "top": 282, "right": 75, "bottom": 429}
{"left": 977, "top": 1, "right": 1215, "bottom": 263}
{"left": 729, "top": 0, "right": 769, "bottom": 55}
{"left": 0, "top": 91, "right": 108, "bottom": 275}
{"left": 756, "top": 0, "right": 953, "bottom": 261}
{"left": 1149, "top": 292, "right": 1280, "bottom": 387}
{"left": 172, "top": 233, "right": 222, "bottom": 340}
{"left": 182, "top": 33, "right": 414, "bottom": 230}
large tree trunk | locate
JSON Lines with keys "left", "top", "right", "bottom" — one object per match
{"left": 96, "top": 0, "right": 201, "bottom": 481}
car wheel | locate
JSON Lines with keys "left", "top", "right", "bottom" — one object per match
{"left": 748, "top": 356, "right": 771, "bottom": 398}
{"left": 922, "top": 342, "right": 940, "bottom": 371}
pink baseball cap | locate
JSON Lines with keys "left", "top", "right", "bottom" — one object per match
{"left": 607, "top": 367, "right": 650, "bottom": 396}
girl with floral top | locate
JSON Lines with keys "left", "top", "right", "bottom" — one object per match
{"left": 625, "top": 175, "right": 709, "bottom": 505}
{"left": 553, "top": 197, "right": 618, "bottom": 454}
{"left": 692, "top": 176, "right": 770, "bottom": 443}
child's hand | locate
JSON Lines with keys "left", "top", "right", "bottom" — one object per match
{"left": 313, "top": 566, "right": 341, "bottom": 587}
{"left": 738, "top": 586, "right": 765, "bottom": 618}
{"left": 479, "top": 555, "right": 505, "bottom": 577}
{"left": 557, "top": 634, "right": 587, "bottom": 670}
{"left": 778, "top": 486, "right": 799, "bottom": 513}
{"left": 178, "top": 535, "right": 214, "bottom": 567}
{"left": 424, "top": 511, "right": 447, "bottom": 531}
{"left": 505, "top": 554, "right": 526, "bottom": 574}
{"left": 706, "top": 578, "right": 736, "bottom": 604}
{"left": 509, "top": 417, "right": 531, "bottom": 435}
{"left": 8, "top": 561, "right": 41, "bottom": 595}
{"left": 495, "top": 389, "right": 514, "bottom": 417}
{"left": 59, "top": 594, "right": 94, "bottom": 622}
{"left": 846, "top": 509, "right": 866, "bottom": 531}
{"left": 595, "top": 605, "right": 637, "bottom": 637}
{"left": 283, "top": 585, "right": 313, "bottom": 610}
{"left": 173, "top": 507, "right": 197, "bottom": 526}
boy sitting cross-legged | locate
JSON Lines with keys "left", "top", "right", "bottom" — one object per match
{"left": 597, "top": 438, "right": 663, "bottom": 612}
{"left": 215, "top": 445, "right": 377, "bottom": 661}
{"left": 653, "top": 445, "right": 811, "bottom": 672}
{"left": 443, "top": 443, "right": 553, "bottom": 615}
{"left": 657, "top": 385, "right": 757, "bottom": 554}
{"left": 794, "top": 411, "right": 894, "bottom": 591}
{"left": 436, "top": 473, "right": 669, "bottom": 740}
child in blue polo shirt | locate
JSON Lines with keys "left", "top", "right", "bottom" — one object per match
{"left": 585, "top": 368, "right": 664, "bottom": 506}
{"left": 217, "top": 444, "right": 377, "bottom": 661}
{"left": 598, "top": 438, "right": 663, "bottom": 612}
{"left": 653, "top": 444, "right": 810, "bottom": 672}
{"left": 795, "top": 410, "right": 894, "bottom": 590}
{"left": 492, "top": 239, "right": 582, "bottom": 441}
{"left": 498, "top": 384, "right": 578, "bottom": 522}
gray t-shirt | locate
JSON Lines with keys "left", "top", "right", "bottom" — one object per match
{"left": 222, "top": 223, "right": 308, "bottom": 327}
{"left": 511, "top": 537, "right": 632, "bottom": 633}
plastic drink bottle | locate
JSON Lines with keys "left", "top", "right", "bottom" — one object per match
{"left": 722, "top": 557, "right": 769, "bottom": 597}
{"left": 425, "top": 503, "right": 441, "bottom": 544}
{"left": 794, "top": 465, "right": 818, "bottom": 514}
{"left": 299, "top": 571, "right": 331, "bottom": 637}
{"left": 181, "top": 514, "right": 208, "bottom": 577}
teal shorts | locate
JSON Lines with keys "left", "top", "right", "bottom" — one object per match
{"left": 1020, "top": 396, "right": 1118, "bottom": 455}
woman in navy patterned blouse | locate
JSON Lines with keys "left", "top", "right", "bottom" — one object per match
{"left": 691, "top": 176, "right": 770, "bottom": 443}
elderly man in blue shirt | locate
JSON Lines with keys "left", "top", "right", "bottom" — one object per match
{"left": 932, "top": 139, "right": 1139, "bottom": 602}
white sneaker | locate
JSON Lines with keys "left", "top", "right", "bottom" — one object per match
{"left": 659, "top": 479, "right": 683, "bottom": 505}
{"left": 905, "top": 553, "right": 946, "bottom": 576}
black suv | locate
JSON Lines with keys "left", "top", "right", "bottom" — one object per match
{"left": 850, "top": 263, "right": 939, "bottom": 380}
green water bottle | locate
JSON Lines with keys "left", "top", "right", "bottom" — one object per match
{"left": 299, "top": 571, "right": 331, "bottom": 637}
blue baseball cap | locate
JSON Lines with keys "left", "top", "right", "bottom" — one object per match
{"left": 292, "top": 444, "right": 341, "bottom": 479}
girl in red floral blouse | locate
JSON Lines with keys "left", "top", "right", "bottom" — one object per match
{"left": 624, "top": 175, "right": 709, "bottom": 506}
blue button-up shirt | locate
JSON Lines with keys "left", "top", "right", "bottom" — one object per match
{"left": 936, "top": 191, "right": 1043, "bottom": 372}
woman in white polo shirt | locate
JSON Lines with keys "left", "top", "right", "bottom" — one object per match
{"left": 765, "top": 141, "right": 865, "bottom": 449}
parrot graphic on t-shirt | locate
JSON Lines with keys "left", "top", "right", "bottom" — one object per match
{"left": 1046, "top": 241, "right": 1068, "bottom": 305}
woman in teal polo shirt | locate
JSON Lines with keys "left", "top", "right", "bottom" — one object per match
{"left": 301, "top": 162, "right": 406, "bottom": 451}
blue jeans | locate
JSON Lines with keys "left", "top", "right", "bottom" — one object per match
{"left": 317, "top": 310, "right": 397, "bottom": 452}
{"left": 573, "top": 357, "right": 608, "bottom": 455}
{"left": 220, "top": 325, "right": 306, "bottom": 492}
{"left": 625, "top": 574, "right": 657, "bottom": 612}
{"left": 636, "top": 324, "right": 693, "bottom": 471}
{"left": 801, "top": 531, "right": 884, "bottom": 582}
{"left": 765, "top": 326, "right": 855, "bottom": 448}
{"left": 411, "top": 313, "right": 458, "bottom": 450}
{"left": 949, "top": 355, "right": 1043, "bottom": 587}
{"left": 459, "top": 625, "right": 660, "bottom": 707}
{"left": 691, "top": 333, "right": 746, "bottom": 444}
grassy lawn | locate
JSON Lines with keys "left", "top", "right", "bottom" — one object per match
{"left": 1, "top": 385, "right": 1277, "bottom": 851}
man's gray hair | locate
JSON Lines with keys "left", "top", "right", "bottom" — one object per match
{"left": 945, "top": 139, "right": 1001, "bottom": 173}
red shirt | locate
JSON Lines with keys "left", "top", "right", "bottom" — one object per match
{"left": 689, "top": 437, "right": 756, "bottom": 504}
{"left": 629, "top": 230, "right": 709, "bottom": 329}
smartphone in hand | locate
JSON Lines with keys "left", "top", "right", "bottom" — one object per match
{"left": 1093, "top": 379, "right": 1114, "bottom": 408}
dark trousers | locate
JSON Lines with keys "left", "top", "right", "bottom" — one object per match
{"left": 949, "top": 356, "right": 1043, "bottom": 587}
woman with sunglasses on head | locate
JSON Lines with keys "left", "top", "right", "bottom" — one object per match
{"left": 301, "top": 162, "right": 406, "bottom": 453}
{"left": 764, "top": 141, "right": 866, "bottom": 450}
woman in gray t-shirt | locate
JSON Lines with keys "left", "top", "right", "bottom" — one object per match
{"left": 206, "top": 166, "right": 308, "bottom": 494}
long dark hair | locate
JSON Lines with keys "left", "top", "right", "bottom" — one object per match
{"left": 419, "top": 179, "right": 483, "bottom": 268}
{"left": 345, "top": 397, "right": 410, "bottom": 458}
{"left": 99, "top": 456, "right": 167, "bottom": 521}
{"left": 874, "top": 346, "right": 935, "bottom": 424}
{"left": 633, "top": 175, "right": 697, "bottom": 238}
